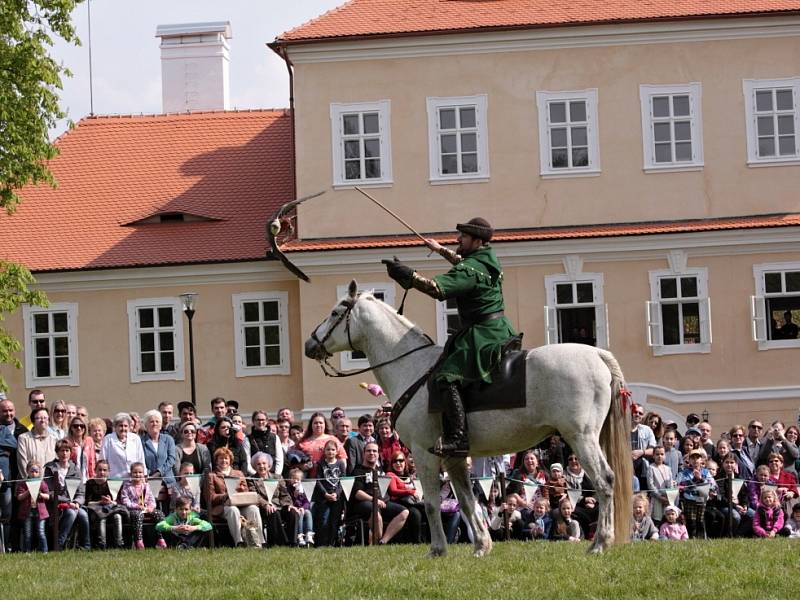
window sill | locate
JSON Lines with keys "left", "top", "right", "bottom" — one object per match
{"left": 652, "top": 343, "right": 710, "bottom": 356}
{"left": 235, "top": 365, "right": 290, "bottom": 378}
{"left": 643, "top": 164, "right": 704, "bottom": 173}
{"left": 333, "top": 180, "right": 393, "bottom": 190}
{"left": 429, "top": 175, "right": 490, "bottom": 186}
{"left": 757, "top": 340, "right": 800, "bottom": 351}
{"left": 28, "top": 377, "right": 80, "bottom": 388}
{"left": 747, "top": 159, "right": 800, "bottom": 168}
{"left": 540, "top": 169, "right": 601, "bottom": 180}
{"left": 131, "top": 372, "right": 185, "bottom": 383}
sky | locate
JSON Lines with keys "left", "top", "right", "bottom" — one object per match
{"left": 49, "top": 0, "right": 344, "bottom": 136}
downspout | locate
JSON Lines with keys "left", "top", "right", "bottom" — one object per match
{"left": 272, "top": 42, "right": 297, "bottom": 201}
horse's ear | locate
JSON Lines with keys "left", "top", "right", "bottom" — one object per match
{"left": 348, "top": 280, "right": 358, "bottom": 299}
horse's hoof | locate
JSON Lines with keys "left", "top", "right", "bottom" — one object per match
{"left": 426, "top": 547, "right": 447, "bottom": 558}
{"left": 587, "top": 542, "right": 605, "bottom": 554}
{"left": 473, "top": 548, "right": 488, "bottom": 558}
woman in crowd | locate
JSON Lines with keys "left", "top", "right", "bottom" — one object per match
{"left": 205, "top": 447, "right": 264, "bottom": 547}
{"left": 766, "top": 452, "right": 798, "bottom": 507}
{"left": 507, "top": 450, "right": 546, "bottom": 498}
{"left": 100, "top": 413, "right": 145, "bottom": 479}
{"left": 141, "top": 409, "right": 177, "bottom": 484}
{"left": 386, "top": 450, "right": 424, "bottom": 543}
{"left": 49, "top": 399, "right": 68, "bottom": 440}
{"left": 206, "top": 417, "right": 248, "bottom": 473}
{"left": 250, "top": 452, "right": 293, "bottom": 546}
{"left": 249, "top": 410, "right": 283, "bottom": 477}
{"left": 713, "top": 438, "right": 731, "bottom": 465}
{"left": 66, "top": 416, "right": 95, "bottom": 482}
{"left": 88, "top": 418, "right": 107, "bottom": 465}
{"left": 759, "top": 421, "right": 799, "bottom": 475}
{"left": 45, "top": 439, "right": 91, "bottom": 550}
{"left": 646, "top": 446, "right": 673, "bottom": 526}
{"left": 119, "top": 461, "right": 166, "bottom": 549}
{"left": 175, "top": 421, "right": 211, "bottom": 476}
{"left": 564, "top": 453, "right": 598, "bottom": 536}
{"left": 376, "top": 418, "right": 408, "bottom": 472}
{"left": 297, "top": 412, "right": 346, "bottom": 477}
{"left": 785, "top": 426, "right": 800, "bottom": 476}
{"left": 645, "top": 412, "right": 665, "bottom": 445}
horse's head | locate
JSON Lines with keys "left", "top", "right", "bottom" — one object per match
{"left": 305, "top": 279, "right": 364, "bottom": 361}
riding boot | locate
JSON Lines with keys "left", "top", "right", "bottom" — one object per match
{"left": 429, "top": 383, "right": 469, "bottom": 457}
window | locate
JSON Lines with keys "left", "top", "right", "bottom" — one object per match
{"left": 646, "top": 268, "right": 711, "bottom": 355}
{"left": 751, "top": 262, "right": 800, "bottom": 349}
{"left": 330, "top": 100, "right": 392, "bottom": 187}
{"left": 743, "top": 78, "right": 800, "bottom": 166}
{"left": 127, "top": 298, "right": 185, "bottom": 383}
{"left": 435, "top": 298, "right": 461, "bottom": 344}
{"left": 536, "top": 89, "right": 600, "bottom": 177}
{"left": 22, "top": 303, "right": 79, "bottom": 387}
{"left": 544, "top": 273, "right": 608, "bottom": 348}
{"left": 640, "top": 83, "right": 703, "bottom": 171}
{"left": 232, "top": 292, "right": 290, "bottom": 377}
{"left": 426, "top": 95, "right": 489, "bottom": 183}
{"left": 336, "top": 283, "right": 395, "bottom": 370}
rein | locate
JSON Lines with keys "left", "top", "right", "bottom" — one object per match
{"left": 311, "top": 294, "right": 435, "bottom": 378}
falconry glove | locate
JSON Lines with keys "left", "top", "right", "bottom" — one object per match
{"left": 382, "top": 257, "right": 415, "bottom": 289}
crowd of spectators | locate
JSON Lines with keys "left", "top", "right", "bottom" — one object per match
{"left": 1, "top": 388, "right": 799, "bottom": 553}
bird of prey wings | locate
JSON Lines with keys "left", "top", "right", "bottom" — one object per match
{"left": 266, "top": 190, "right": 326, "bottom": 282}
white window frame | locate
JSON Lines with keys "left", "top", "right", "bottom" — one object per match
{"left": 743, "top": 77, "right": 800, "bottom": 167}
{"left": 543, "top": 273, "right": 609, "bottom": 349}
{"left": 22, "top": 302, "right": 80, "bottom": 388}
{"left": 126, "top": 298, "right": 185, "bottom": 383}
{"left": 426, "top": 94, "right": 490, "bottom": 184}
{"left": 751, "top": 261, "right": 800, "bottom": 350}
{"left": 646, "top": 268, "right": 711, "bottom": 355}
{"left": 435, "top": 298, "right": 461, "bottom": 345}
{"left": 536, "top": 89, "right": 601, "bottom": 178}
{"left": 330, "top": 100, "right": 393, "bottom": 188}
{"left": 336, "top": 283, "right": 395, "bottom": 370}
{"left": 232, "top": 292, "right": 290, "bottom": 377}
{"left": 639, "top": 83, "right": 704, "bottom": 172}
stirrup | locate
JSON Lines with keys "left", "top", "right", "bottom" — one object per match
{"left": 428, "top": 436, "right": 469, "bottom": 457}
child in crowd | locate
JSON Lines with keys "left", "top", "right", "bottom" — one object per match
{"left": 156, "top": 496, "right": 212, "bottom": 548}
{"left": 489, "top": 493, "right": 522, "bottom": 538}
{"left": 523, "top": 497, "right": 552, "bottom": 541}
{"left": 312, "top": 439, "right": 345, "bottom": 546}
{"left": 784, "top": 503, "right": 800, "bottom": 538}
{"left": 745, "top": 466, "right": 772, "bottom": 512}
{"left": 662, "top": 430, "right": 682, "bottom": 479}
{"left": 119, "top": 462, "right": 166, "bottom": 549}
{"left": 677, "top": 449, "right": 716, "bottom": 539}
{"left": 168, "top": 462, "right": 201, "bottom": 513}
{"left": 646, "top": 446, "right": 674, "bottom": 525}
{"left": 85, "top": 459, "right": 127, "bottom": 549}
{"left": 631, "top": 494, "right": 659, "bottom": 541}
{"left": 658, "top": 505, "right": 688, "bottom": 540}
{"left": 287, "top": 467, "right": 314, "bottom": 546}
{"left": 550, "top": 496, "right": 581, "bottom": 542}
{"left": 15, "top": 461, "right": 49, "bottom": 553}
{"left": 752, "top": 487, "right": 784, "bottom": 538}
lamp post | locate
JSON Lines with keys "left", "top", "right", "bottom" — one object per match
{"left": 180, "top": 292, "right": 198, "bottom": 406}
{"left": 701, "top": 409, "right": 709, "bottom": 423}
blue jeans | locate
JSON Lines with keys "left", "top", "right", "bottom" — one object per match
{"left": 294, "top": 509, "right": 313, "bottom": 538}
{"left": 22, "top": 514, "right": 48, "bottom": 552}
{"left": 442, "top": 511, "right": 461, "bottom": 544}
{"left": 311, "top": 499, "right": 342, "bottom": 546}
{"left": 59, "top": 507, "right": 91, "bottom": 550}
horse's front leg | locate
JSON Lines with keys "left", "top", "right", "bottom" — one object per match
{"left": 444, "top": 457, "right": 492, "bottom": 557}
{"left": 413, "top": 448, "right": 447, "bottom": 557}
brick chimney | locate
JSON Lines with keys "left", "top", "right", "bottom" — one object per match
{"left": 155, "top": 21, "right": 232, "bottom": 113}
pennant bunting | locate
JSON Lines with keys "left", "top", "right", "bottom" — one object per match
{"left": 731, "top": 479, "right": 745, "bottom": 498}
{"left": 567, "top": 489, "right": 583, "bottom": 510}
{"left": 412, "top": 478, "right": 424, "bottom": 500}
{"left": 301, "top": 480, "right": 317, "bottom": 501}
{"left": 340, "top": 477, "right": 355, "bottom": 501}
{"left": 523, "top": 481, "right": 538, "bottom": 504}
{"left": 378, "top": 476, "right": 391, "bottom": 499}
{"left": 25, "top": 478, "right": 43, "bottom": 501}
{"left": 477, "top": 477, "right": 494, "bottom": 501}
{"left": 665, "top": 488, "right": 680, "bottom": 507}
{"left": 65, "top": 477, "right": 81, "bottom": 501}
{"left": 224, "top": 476, "right": 240, "bottom": 499}
{"left": 263, "top": 479, "right": 279, "bottom": 500}
{"left": 695, "top": 483, "right": 711, "bottom": 499}
{"left": 147, "top": 478, "right": 163, "bottom": 500}
{"left": 107, "top": 479, "right": 124, "bottom": 500}
{"left": 186, "top": 475, "right": 202, "bottom": 499}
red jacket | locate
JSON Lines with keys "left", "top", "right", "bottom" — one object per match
{"left": 386, "top": 472, "right": 417, "bottom": 501}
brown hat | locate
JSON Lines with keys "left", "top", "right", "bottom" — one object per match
{"left": 456, "top": 217, "right": 493, "bottom": 242}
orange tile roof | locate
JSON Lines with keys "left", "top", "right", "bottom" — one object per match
{"left": 276, "top": 0, "right": 800, "bottom": 43}
{"left": 280, "top": 213, "right": 800, "bottom": 252}
{"left": 0, "top": 110, "right": 294, "bottom": 273}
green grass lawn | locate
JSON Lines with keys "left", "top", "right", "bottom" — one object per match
{"left": 3, "top": 539, "right": 799, "bottom": 599}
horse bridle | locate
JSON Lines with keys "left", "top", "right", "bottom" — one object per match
{"left": 309, "top": 293, "right": 435, "bottom": 378}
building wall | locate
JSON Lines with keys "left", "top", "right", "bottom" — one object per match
{"left": 291, "top": 34, "right": 800, "bottom": 239}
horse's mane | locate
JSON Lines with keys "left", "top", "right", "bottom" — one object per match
{"left": 355, "top": 290, "right": 426, "bottom": 337}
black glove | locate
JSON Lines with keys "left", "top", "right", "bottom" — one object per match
{"left": 382, "top": 257, "right": 414, "bottom": 289}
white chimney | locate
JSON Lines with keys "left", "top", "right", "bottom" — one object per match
{"left": 155, "top": 21, "right": 232, "bottom": 113}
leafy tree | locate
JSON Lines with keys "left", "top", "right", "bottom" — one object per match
{"left": 1, "top": 0, "right": 82, "bottom": 389}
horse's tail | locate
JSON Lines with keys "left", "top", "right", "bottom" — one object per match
{"left": 597, "top": 348, "right": 632, "bottom": 545}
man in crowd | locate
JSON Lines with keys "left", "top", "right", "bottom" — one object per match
{"left": 226, "top": 400, "right": 239, "bottom": 416}
{"left": 158, "top": 402, "right": 174, "bottom": 432}
{"left": 19, "top": 389, "right": 46, "bottom": 430}
{"left": 630, "top": 403, "right": 656, "bottom": 491}
{"left": 729, "top": 425, "right": 755, "bottom": 482}
{"left": 745, "top": 419, "right": 764, "bottom": 465}
{"left": 330, "top": 407, "right": 346, "bottom": 422}
{"left": 345, "top": 414, "right": 375, "bottom": 475}
{"left": 198, "top": 397, "right": 228, "bottom": 444}
{"left": 76, "top": 405, "right": 89, "bottom": 421}
{"left": 0, "top": 396, "right": 28, "bottom": 548}
{"left": 698, "top": 421, "right": 714, "bottom": 457}
{"left": 277, "top": 407, "right": 295, "bottom": 425}
{"left": 335, "top": 418, "right": 353, "bottom": 445}
{"left": 170, "top": 401, "right": 199, "bottom": 442}
{"left": 349, "top": 442, "right": 409, "bottom": 545}
{"left": 17, "top": 407, "right": 56, "bottom": 478}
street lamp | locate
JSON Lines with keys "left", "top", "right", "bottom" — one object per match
{"left": 701, "top": 408, "right": 709, "bottom": 423}
{"left": 179, "top": 292, "right": 198, "bottom": 406}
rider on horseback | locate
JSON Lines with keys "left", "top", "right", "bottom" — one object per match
{"left": 384, "top": 218, "right": 517, "bottom": 457}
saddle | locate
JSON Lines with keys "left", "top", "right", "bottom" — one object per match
{"left": 428, "top": 334, "right": 527, "bottom": 414}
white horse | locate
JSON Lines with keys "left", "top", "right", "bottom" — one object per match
{"left": 305, "top": 281, "right": 632, "bottom": 557}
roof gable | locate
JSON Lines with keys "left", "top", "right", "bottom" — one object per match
{"left": 276, "top": 0, "right": 800, "bottom": 43}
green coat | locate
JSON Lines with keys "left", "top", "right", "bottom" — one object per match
{"left": 432, "top": 245, "right": 516, "bottom": 386}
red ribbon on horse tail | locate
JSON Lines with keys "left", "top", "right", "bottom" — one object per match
{"left": 618, "top": 386, "right": 632, "bottom": 413}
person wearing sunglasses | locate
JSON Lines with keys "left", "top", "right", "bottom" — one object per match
{"left": 729, "top": 425, "right": 755, "bottom": 482}
{"left": 386, "top": 450, "right": 423, "bottom": 543}
{"left": 49, "top": 400, "right": 69, "bottom": 440}
{"left": 66, "top": 416, "right": 95, "bottom": 481}
{"left": 19, "top": 390, "right": 46, "bottom": 431}
{"left": 630, "top": 403, "right": 656, "bottom": 492}
{"left": 175, "top": 421, "right": 211, "bottom": 477}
